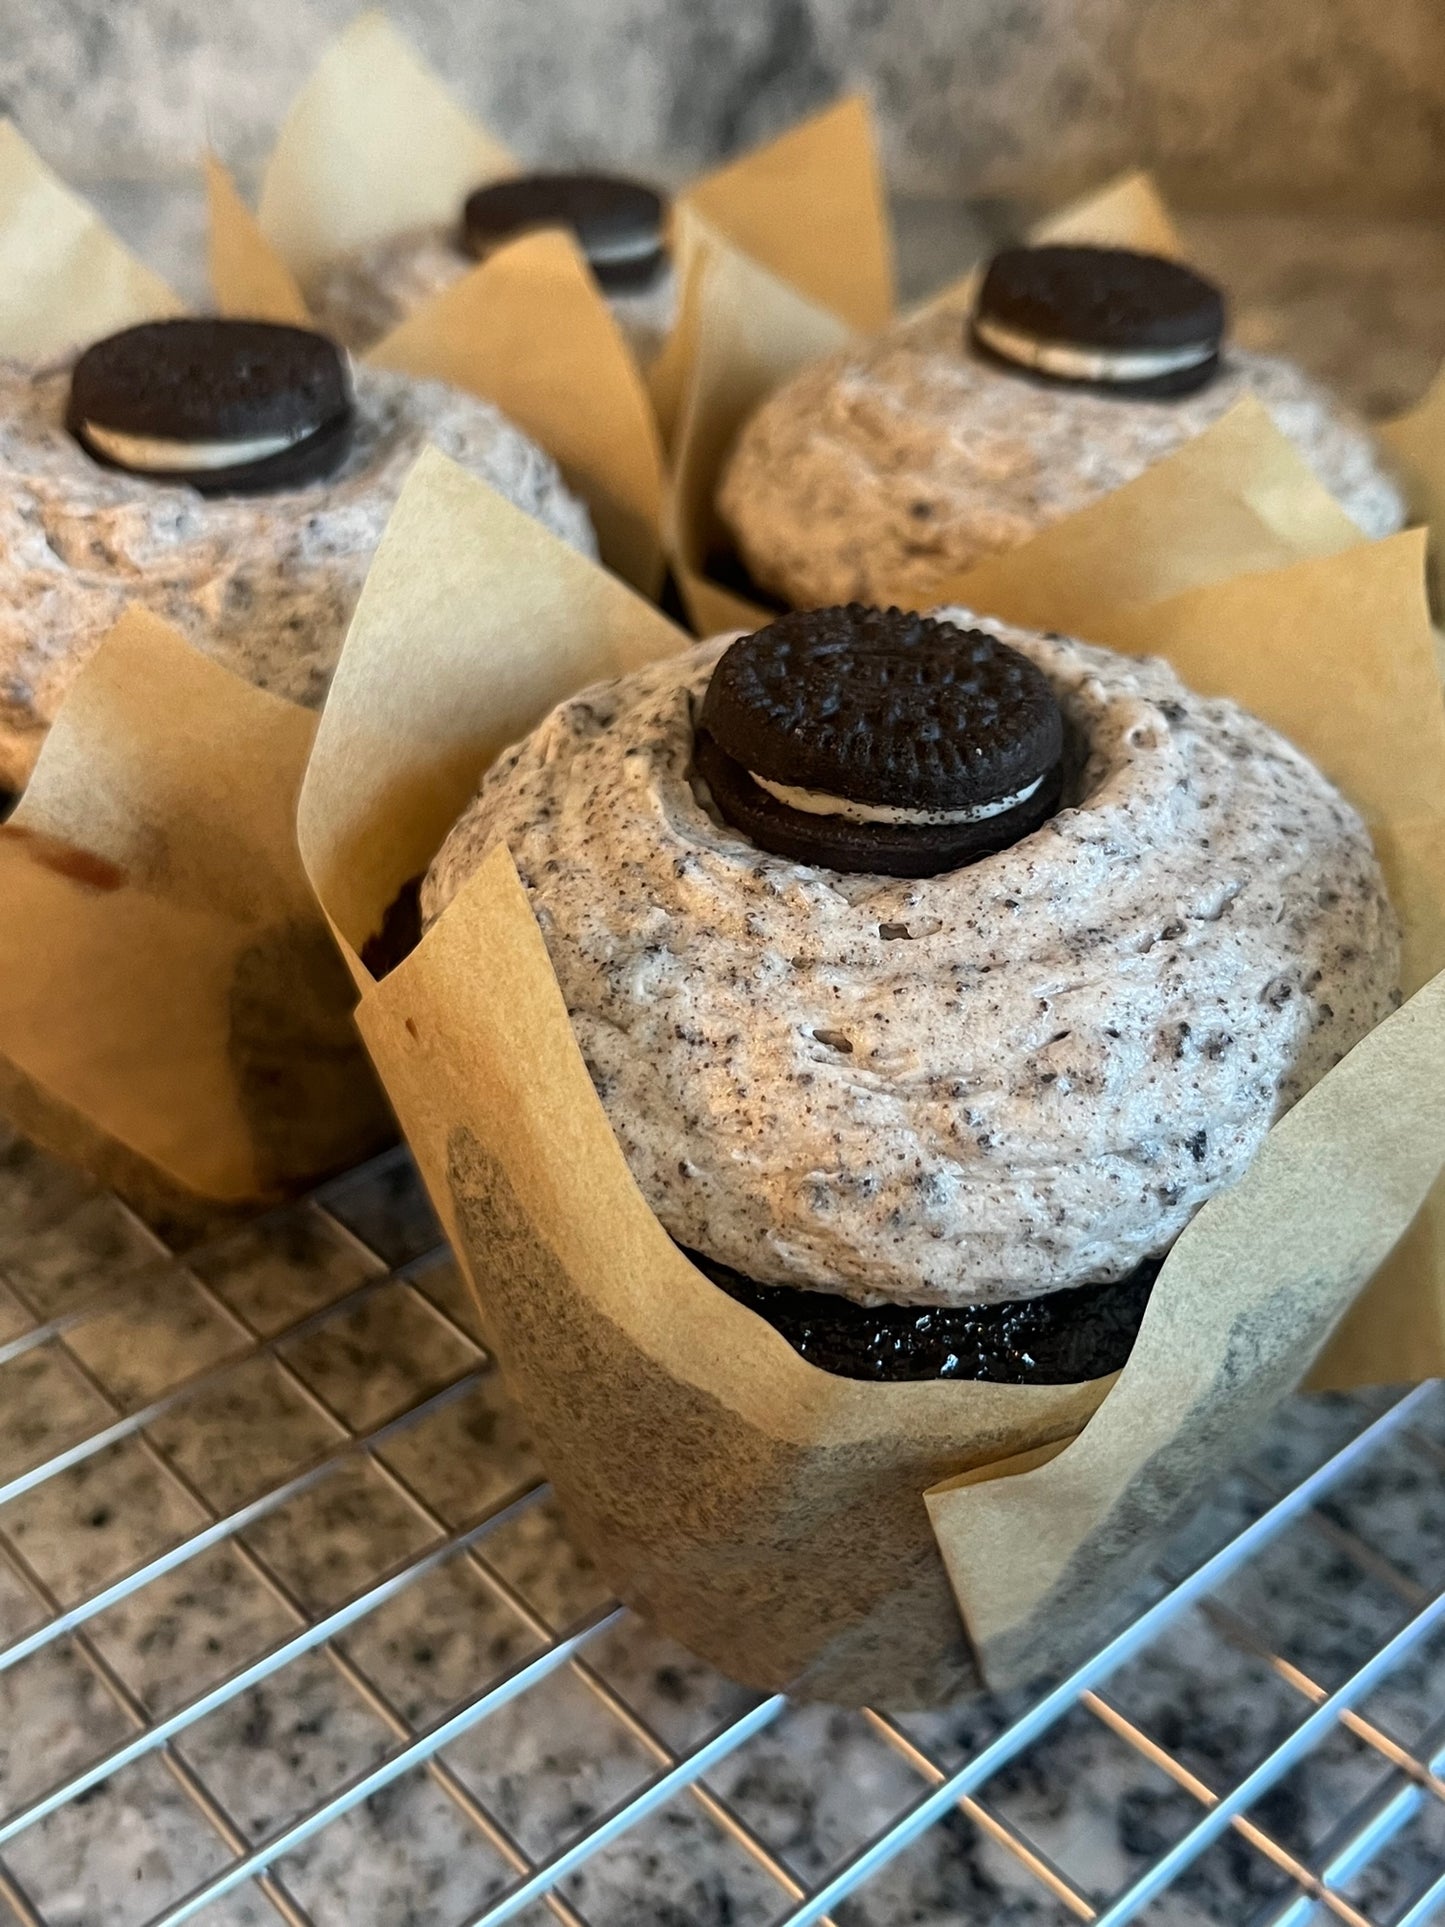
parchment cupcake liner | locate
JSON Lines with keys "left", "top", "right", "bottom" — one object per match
{"left": 665, "top": 167, "right": 1445, "bottom": 635}
{"left": 295, "top": 443, "right": 1445, "bottom": 1706}
{"left": 0, "top": 126, "right": 569, "bottom": 1211}
{"left": 0, "top": 611, "right": 392, "bottom": 1229}
{"left": 206, "top": 11, "right": 897, "bottom": 594}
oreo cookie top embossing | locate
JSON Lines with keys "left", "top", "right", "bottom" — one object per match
{"left": 972, "top": 245, "right": 1226, "bottom": 396}
{"left": 696, "top": 604, "right": 1065, "bottom": 876}
{"left": 463, "top": 173, "right": 669, "bottom": 290}
{"left": 67, "top": 318, "right": 355, "bottom": 495}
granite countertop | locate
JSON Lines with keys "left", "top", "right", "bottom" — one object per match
{"left": 0, "top": 1126, "right": 1442, "bottom": 1927}
{"left": 0, "top": 186, "right": 1442, "bottom": 1926}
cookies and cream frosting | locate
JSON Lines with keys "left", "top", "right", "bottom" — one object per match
{"left": 0, "top": 360, "right": 594, "bottom": 790}
{"left": 718, "top": 311, "right": 1407, "bottom": 610}
{"left": 423, "top": 615, "right": 1399, "bottom": 1310}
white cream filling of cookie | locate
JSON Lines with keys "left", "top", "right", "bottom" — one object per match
{"left": 80, "top": 420, "right": 316, "bottom": 473}
{"left": 473, "top": 226, "right": 660, "bottom": 267}
{"left": 972, "top": 314, "right": 1216, "bottom": 384}
{"left": 748, "top": 770, "right": 1045, "bottom": 826}
{"left": 585, "top": 230, "right": 664, "bottom": 266}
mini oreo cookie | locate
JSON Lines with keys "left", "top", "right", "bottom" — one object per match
{"left": 686, "top": 1246, "right": 1161, "bottom": 1383}
{"left": 971, "top": 244, "right": 1226, "bottom": 398}
{"left": 67, "top": 319, "right": 355, "bottom": 495}
{"left": 462, "top": 173, "right": 669, "bottom": 291}
{"left": 696, "top": 605, "right": 1064, "bottom": 877}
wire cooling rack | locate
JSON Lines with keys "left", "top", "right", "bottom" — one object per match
{"left": 0, "top": 1129, "right": 1442, "bottom": 1927}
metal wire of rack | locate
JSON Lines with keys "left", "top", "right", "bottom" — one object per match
{"left": 0, "top": 1128, "right": 1442, "bottom": 1927}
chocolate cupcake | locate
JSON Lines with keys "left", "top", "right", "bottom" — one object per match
{"left": 719, "top": 244, "right": 1406, "bottom": 610}
{"left": 0, "top": 317, "right": 593, "bottom": 790}
{"left": 419, "top": 602, "right": 1400, "bottom": 1384}
{"left": 305, "top": 171, "right": 676, "bottom": 367}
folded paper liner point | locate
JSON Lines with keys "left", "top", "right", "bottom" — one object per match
{"left": 204, "top": 152, "right": 312, "bottom": 327}
{"left": 678, "top": 92, "right": 895, "bottom": 338}
{"left": 0, "top": 119, "right": 181, "bottom": 361}
{"left": 299, "top": 444, "right": 1445, "bottom": 1705}
{"left": 664, "top": 224, "right": 854, "bottom": 635}
{"left": 256, "top": 10, "right": 515, "bottom": 282}
{"left": 933, "top": 395, "right": 1371, "bottom": 632}
{"left": 0, "top": 609, "right": 392, "bottom": 1227}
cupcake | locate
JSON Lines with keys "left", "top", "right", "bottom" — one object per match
{"left": 0, "top": 316, "right": 593, "bottom": 791}
{"left": 719, "top": 246, "right": 1407, "bottom": 610}
{"left": 418, "top": 602, "right": 1400, "bottom": 1383}
{"left": 305, "top": 172, "right": 676, "bottom": 367}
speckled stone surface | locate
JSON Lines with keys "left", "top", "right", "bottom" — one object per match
{"left": 0, "top": 1125, "right": 1443, "bottom": 1925}
{"left": 8, "top": 1, "right": 1445, "bottom": 213}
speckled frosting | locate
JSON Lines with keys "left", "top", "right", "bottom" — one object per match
{"left": 304, "top": 226, "right": 678, "bottom": 366}
{"left": 0, "top": 359, "right": 594, "bottom": 789}
{"left": 423, "top": 614, "right": 1399, "bottom": 1310}
{"left": 718, "top": 314, "right": 1407, "bottom": 609}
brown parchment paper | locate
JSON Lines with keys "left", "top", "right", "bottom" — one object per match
{"left": 367, "top": 230, "right": 666, "bottom": 597}
{"left": 298, "top": 448, "right": 1445, "bottom": 1704}
{"left": 254, "top": 12, "right": 515, "bottom": 284}
{"left": 928, "top": 971, "right": 1445, "bottom": 1686}
{"left": 0, "top": 610, "right": 391, "bottom": 1228}
{"left": 0, "top": 121, "right": 181, "bottom": 359}
{"left": 211, "top": 121, "right": 665, "bottom": 593}
{"left": 679, "top": 94, "right": 894, "bottom": 338}
{"left": 219, "top": 15, "right": 896, "bottom": 580}
{"left": 924, "top": 525, "right": 1445, "bottom": 1684}
{"left": 664, "top": 166, "right": 1202, "bottom": 632}
{"left": 665, "top": 227, "right": 852, "bottom": 635}
{"left": 203, "top": 153, "right": 310, "bottom": 326}
{"left": 932, "top": 396, "right": 1369, "bottom": 628}
{"left": 1381, "top": 364, "right": 1445, "bottom": 608}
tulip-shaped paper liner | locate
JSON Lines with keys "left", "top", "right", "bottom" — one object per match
{"left": 0, "top": 130, "right": 391, "bottom": 1213}
{"left": 665, "top": 164, "right": 1445, "bottom": 633}
{"left": 0, "top": 611, "right": 391, "bottom": 1230}
{"left": 205, "top": 12, "right": 893, "bottom": 593}
{"left": 924, "top": 521, "right": 1445, "bottom": 1683}
{"left": 207, "top": 144, "right": 666, "bottom": 599}
{"left": 0, "top": 120, "right": 181, "bottom": 360}
{"left": 300, "top": 449, "right": 1111, "bottom": 1707}
{"left": 245, "top": 13, "right": 892, "bottom": 341}
{"left": 299, "top": 442, "right": 1445, "bottom": 1705}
